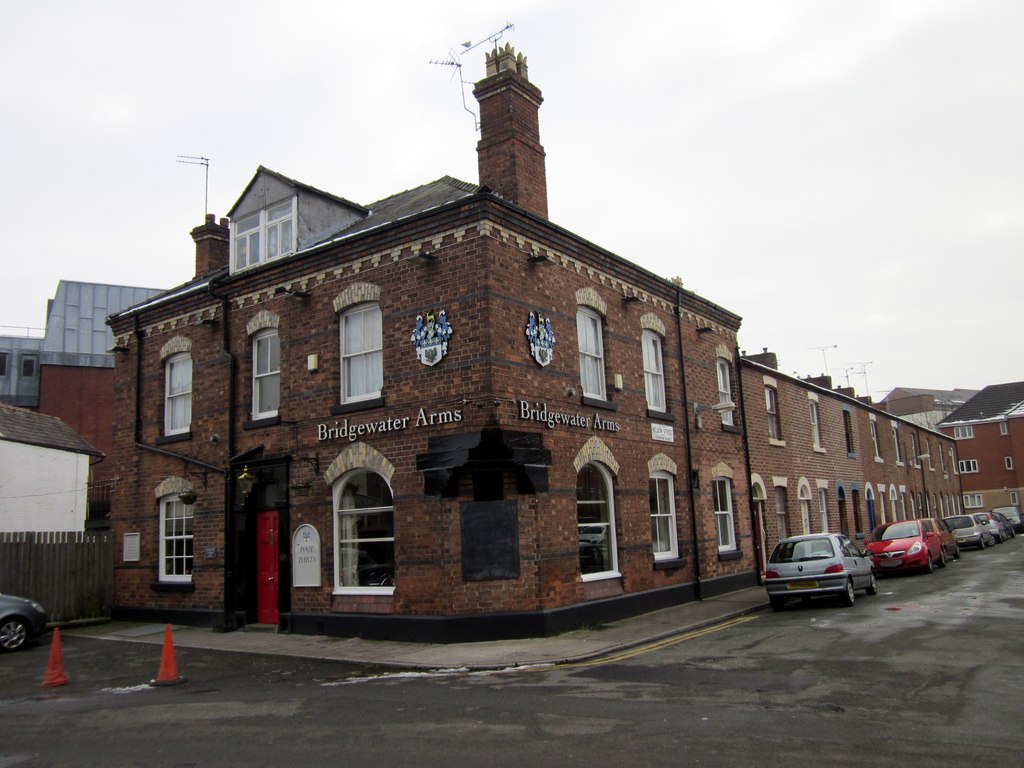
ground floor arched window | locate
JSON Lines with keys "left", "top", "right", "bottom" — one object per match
{"left": 334, "top": 469, "right": 395, "bottom": 591}
{"left": 577, "top": 463, "right": 616, "bottom": 578}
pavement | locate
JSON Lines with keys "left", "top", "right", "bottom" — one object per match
{"left": 64, "top": 587, "right": 767, "bottom": 671}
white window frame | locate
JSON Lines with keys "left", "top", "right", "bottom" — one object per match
{"left": 809, "top": 398, "right": 822, "bottom": 450}
{"left": 159, "top": 496, "right": 193, "bottom": 583}
{"left": 869, "top": 416, "right": 882, "bottom": 461}
{"left": 333, "top": 469, "right": 395, "bottom": 594}
{"left": 649, "top": 471, "right": 677, "bottom": 560}
{"left": 963, "top": 493, "right": 984, "bottom": 509}
{"left": 798, "top": 483, "right": 811, "bottom": 535}
{"left": 252, "top": 329, "right": 280, "bottom": 419}
{"left": 340, "top": 303, "right": 383, "bottom": 403}
{"left": 642, "top": 330, "right": 666, "bottom": 412}
{"left": 164, "top": 352, "right": 192, "bottom": 435}
{"left": 1011, "top": 491, "right": 1019, "bottom": 505}
{"left": 231, "top": 198, "right": 297, "bottom": 273}
{"left": 765, "top": 386, "right": 781, "bottom": 440}
{"left": 775, "top": 486, "right": 788, "bottom": 541}
{"left": 958, "top": 459, "right": 979, "bottom": 473}
{"left": 953, "top": 425, "right": 974, "bottom": 439}
{"left": 1000, "top": 422, "right": 1009, "bottom": 436}
{"left": 576, "top": 307, "right": 606, "bottom": 400}
{"left": 716, "top": 359, "right": 734, "bottom": 426}
{"left": 577, "top": 462, "right": 618, "bottom": 580}
{"left": 1005, "top": 456, "right": 1014, "bottom": 470}
{"left": 818, "top": 488, "right": 828, "bottom": 532}
{"left": 892, "top": 424, "right": 902, "bottom": 464}
{"left": 713, "top": 477, "right": 736, "bottom": 552}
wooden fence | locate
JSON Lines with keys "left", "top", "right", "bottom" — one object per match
{"left": 0, "top": 531, "right": 113, "bottom": 623}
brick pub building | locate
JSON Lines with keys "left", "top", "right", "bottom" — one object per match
{"left": 107, "top": 46, "right": 755, "bottom": 641}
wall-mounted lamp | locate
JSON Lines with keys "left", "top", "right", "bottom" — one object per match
{"left": 693, "top": 400, "right": 735, "bottom": 430}
{"left": 275, "top": 286, "right": 310, "bottom": 300}
{"left": 177, "top": 488, "right": 198, "bottom": 506}
{"left": 412, "top": 250, "right": 435, "bottom": 264}
{"left": 237, "top": 465, "right": 256, "bottom": 499}
{"left": 528, "top": 252, "right": 553, "bottom": 265}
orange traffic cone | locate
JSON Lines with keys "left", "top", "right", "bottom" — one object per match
{"left": 42, "top": 627, "right": 69, "bottom": 688}
{"left": 150, "top": 624, "right": 186, "bottom": 686}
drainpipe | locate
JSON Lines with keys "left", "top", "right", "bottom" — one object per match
{"left": 133, "top": 314, "right": 143, "bottom": 444}
{"left": 675, "top": 284, "right": 702, "bottom": 600}
{"left": 735, "top": 349, "right": 763, "bottom": 582}
{"left": 207, "top": 278, "right": 237, "bottom": 630}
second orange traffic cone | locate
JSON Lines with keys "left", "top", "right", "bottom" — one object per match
{"left": 150, "top": 624, "right": 186, "bottom": 686}
{"left": 42, "top": 627, "right": 69, "bottom": 688}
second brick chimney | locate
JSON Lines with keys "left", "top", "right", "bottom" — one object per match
{"left": 191, "top": 213, "right": 230, "bottom": 279}
{"left": 473, "top": 44, "right": 548, "bottom": 218}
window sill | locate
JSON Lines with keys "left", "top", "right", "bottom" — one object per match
{"left": 582, "top": 396, "right": 618, "bottom": 411}
{"left": 722, "top": 423, "right": 741, "bottom": 434}
{"left": 155, "top": 432, "right": 191, "bottom": 445}
{"left": 813, "top": 446, "right": 826, "bottom": 454}
{"left": 654, "top": 557, "right": 687, "bottom": 571}
{"left": 150, "top": 581, "right": 195, "bottom": 593}
{"left": 647, "top": 409, "right": 675, "bottom": 422}
{"left": 333, "top": 586, "right": 395, "bottom": 596}
{"left": 244, "top": 415, "right": 280, "bottom": 430}
{"left": 874, "top": 457, "right": 885, "bottom": 464}
{"left": 581, "top": 570, "right": 622, "bottom": 583}
{"left": 331, "top": 396, "right": 385, "bottom": 416}
{"left": 717, "top": 549, "right": 742, "bottom": 562}
{"left": 768, "top": 438, "right": 786, "bottom": 447}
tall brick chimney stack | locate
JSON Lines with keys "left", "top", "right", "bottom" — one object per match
{"left": 191, "top": 213, "right": 230, "bottom": 279}
{"left": 473, "top": 44, "right": 548, "bottom": 218}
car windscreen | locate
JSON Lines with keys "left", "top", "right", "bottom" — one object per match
{"left": 870, "top": 522, "right": 920, "bottom": 541}
{"left": 769, "top": 539, "right": 836, "bottom": 563}
{"left": 945, "top": 516, "right": 973, "bottom": 530}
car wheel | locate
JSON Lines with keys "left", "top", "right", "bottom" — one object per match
{"left": 953, "top": 545, "right": 961, "bottom": 561}
{"left": 0, "top": 617, "right": 29, "bottom": 652}
{"left": 865, "top": 572, "right": 878, "bottom": 596}
{"left": 924, "top": 554, "right": 934, "bottom": 574}
{"left": 841, "top": 579, "right": 855, "bottom": 607}
{"left": 937, "top": 549, "right": 947, "bottom": 568}
{"left": 979, "top": 536, "right": 986, "bottom": 550}
{"left": 769, "top": 596, "right": 786, "bottom": 612}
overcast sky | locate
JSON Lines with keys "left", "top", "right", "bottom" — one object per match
{"left": 2, "top": 1, "right": 1021, "bottom": 399}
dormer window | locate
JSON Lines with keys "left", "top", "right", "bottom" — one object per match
{"left": 232, "top": 198, "right": 296, "bottom": 271}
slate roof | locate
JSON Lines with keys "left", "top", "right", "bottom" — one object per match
{"left": 939, "top": 381, "right": 1024, "bottom": 425}
{"left": 0, "top": 403, "right": 102, "bottom": 456}
{"left": 312, "top": 176, "right": 481, "bottom": 246}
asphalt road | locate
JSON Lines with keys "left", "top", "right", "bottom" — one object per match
{"left": 1, "top": 537, "right": 1022, "bottom": 767}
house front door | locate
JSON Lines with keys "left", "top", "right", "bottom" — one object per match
{"left": 256, "top": 511, "right": 279, "bottom": 625}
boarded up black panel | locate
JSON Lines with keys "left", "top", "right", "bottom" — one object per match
{"left": 461, "top": 501, "right": 519, "bottom": 581}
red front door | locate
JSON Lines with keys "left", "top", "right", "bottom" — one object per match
{"left": 256, "top": 511, "right": 279, "bottom": 625}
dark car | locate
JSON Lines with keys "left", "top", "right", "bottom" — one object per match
{"left": 0, "top": 593, "right": 48, "bottom": 652}
{"left": 991, "top": 511, "right": 1016, "bottom": 540}
{"left": 991, "top": 506, "right": 1024, "bottom": 534}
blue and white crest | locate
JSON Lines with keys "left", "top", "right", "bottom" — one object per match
{"left": 410, "top": 310, "right": 453, "bottom": 367}
{"left": 525, "top": 311, "right": 555, "bottom": 367}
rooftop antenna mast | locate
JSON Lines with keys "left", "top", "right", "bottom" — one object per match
{"left": 176, "top": 155, "right": 210, "bottom": 217}
{"left": 430, "top": 22, "right": 514, "bottom": 130}
{"left": 848, "top": 361, "right": 874, "bottom": 396}
{"left": 808, "top": 344, "right": 838, "bottom": 376}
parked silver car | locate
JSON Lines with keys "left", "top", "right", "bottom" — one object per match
{"left": 943, "top": 514, "right": 993, "bottom": 549}
{"left": 0, "top": 593, "right": 48, "bottom": 652}
{"left": 973, "top": 512, "right": 1008, "bottom": 544}
{"left": 764, "top": 533, "right": 877, "bottom": 612}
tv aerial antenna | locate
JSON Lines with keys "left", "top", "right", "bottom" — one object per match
{"left": 176, "top": 155, "right": 210, "bottom": 217}
{"left": 430, "top": 22, "right": 514, "bottom": 130}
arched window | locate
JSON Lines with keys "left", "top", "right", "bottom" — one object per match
{"left": 577, "top": 463, "right": 616, "bottom": 577}
{"left": 642, "top": 330, "right": 666, "bottom": 412}
{"left": 713, "top": 476, "right": 736, "bottom": 551}
{"left": 798, "top": 481, "right": 812, "bottom": 534}
{"left": 334, "top": 470, "right": 394, "bottom": 591}
{"left": 576, "top": 307, "right": 606, "bottom": 400}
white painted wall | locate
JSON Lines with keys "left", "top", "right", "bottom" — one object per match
{"left": 0, "top": 439, "right": 89, "bottom": 532}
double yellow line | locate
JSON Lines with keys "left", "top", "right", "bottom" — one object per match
{"left": 556, "top": 615, "right": 759, "bottom": 669}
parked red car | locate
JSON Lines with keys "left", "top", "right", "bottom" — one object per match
{"left": 865, "top": 518, "right": 955, "bottom": 574}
